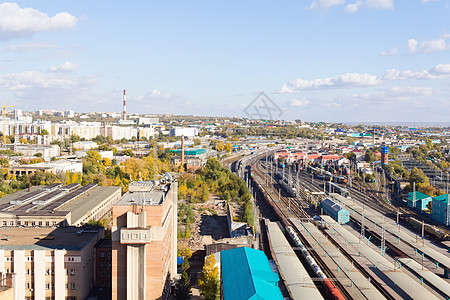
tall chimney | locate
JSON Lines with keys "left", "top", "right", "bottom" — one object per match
{"left": 181, "top": 135, "right": 185, "bottom": 170}
{"left": 123, "top": 89, "right": 127, "bottom": 121}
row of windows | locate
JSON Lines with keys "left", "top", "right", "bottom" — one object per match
{"left": 25, "top": 282, "right": 76, "bottom": 290}
{"left": 1, "top": 220, "right": 58, "bottom": 227}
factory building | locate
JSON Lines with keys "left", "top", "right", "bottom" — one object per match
{"left": 169, "top": 127, "right": 198, "bottom": 137}
{"left": 0, "top": 226, "right": 104, "bottom": 300}
{"left": 8, "top": 160, "right": 83, "bottom": 177}
{"left": 12, "top": 144, "right": 60, "bottom": 158}
{"left": 406, "top": 191, "right": 433, "bottom": 211}
{"left": 111, "top": 179, "right": 177, "bottom": 300}
{"left": 431, "top": 194, "right": 450, "bottom": 226}
{"left": 0, "top": 183, "right": 121, "bottom": 227}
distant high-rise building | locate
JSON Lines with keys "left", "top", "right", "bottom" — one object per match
{"left": 111, "top": 180, "right": 177, "bottom": 299}
{"left": 14, "top": 109, "right": 23, "bottom": 121}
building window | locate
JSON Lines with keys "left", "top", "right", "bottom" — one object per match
{"left": 2, "top": 221, "right": 6, "bottom": 226}
{"left": 71, "top": 283, "right": 75, "bottom": 290}
{"left": 52, "top": 222, "right": 56, "bottom": 226}
{"left": 46, "top": 269, "right": 50, "bottom": 275}
{"left": 45, "top": 222, "right": 49, "bottom": 227}
{"left": 45, "top": 283, "right": 50, "bottom": 290}
{"left": 65, "top": 283, "right": 68, "bottom": 289}
{"left": 9, "top": 221, "right": 13, "bottom": 226}
{"left": 25, "top": 283, "right": 30, "bottom": 289}
{"left": 51, "top": 283, "right": 54, "bottom": 290}
{"left": 25, "top": 221, "right": 29, "bottom": 226}
{"left": 38, "top": 221, "right": 42, "bottom": 226}
{"left": 100, "top": 261, "right": 105, "bottom": 267}
{"left": 17, "top": 221, "right": 21, "bottom": 226}
{"left": 100, "top": 252, "right": 105, "bottom": 258}
{"left": 26, "top": 269, "right": 30, "bottom": 275}
{"left": 70, "top": 269, "right": 75, "bottom": 276}
{"left": 31, "top": 221, "right": 35, "bottom": 226}
{"left": 100, "top": 271, "right": 104, "bottom": 277}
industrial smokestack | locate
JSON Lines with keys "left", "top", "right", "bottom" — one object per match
{"left": 123, "top": 89, "right": 127, "bottom": 121}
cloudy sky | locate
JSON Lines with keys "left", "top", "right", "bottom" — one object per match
{"left": 0, "top": 1, "right": 449, "bottom": 122}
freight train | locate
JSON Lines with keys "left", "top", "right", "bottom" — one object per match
{"left": 286, "top": 226, "right": 345, "bottom": 300}
{"left": 400, "top": 215, "right": 449, "bottom": 240}
{"left": 275, "top": 172, "right": 298, "bottom": 198}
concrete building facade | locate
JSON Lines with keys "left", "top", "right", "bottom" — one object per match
{"left": 111, "top": 180, "right": 177, "bottom": 300}
{"left": 0, "top": 227, "right": 104, "bottom": 300}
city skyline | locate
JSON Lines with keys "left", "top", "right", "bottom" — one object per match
{"left": 0, "top": 1, "right": 449, "bottom": 122}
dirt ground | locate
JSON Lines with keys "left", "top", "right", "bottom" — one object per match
{"left": 178, "top": 194, "right": 234, "bottom": 251}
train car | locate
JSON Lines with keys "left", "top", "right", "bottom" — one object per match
{"left": 326, "top": 181, "right": 349, "bottom": 197}
{"left": 407, "top": 216, "right": 449, "bottom": 240}
{"left": 336, "top": 176, "right": 347, "bottom": 184}
{"left": 279, "top": 178, "right": 297, "bottom": 197}
{"left": 322, "top": 279, "right": 345, "bottom": 300}
{"left": 319, "top": 198, "right": 350, "bottom": 225}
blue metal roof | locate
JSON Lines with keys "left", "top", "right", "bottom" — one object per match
{"left": 221, "top": 247, "right": 283, "bottom": 300}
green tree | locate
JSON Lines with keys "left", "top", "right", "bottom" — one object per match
{"left": 199, "top": 255, "right": 220, "bottom": 300}
{"left": 175, "top": 271, "right": 192, "bottom": 300}
{"left": 40, "top": 129, "right": 49, "bottom": 135}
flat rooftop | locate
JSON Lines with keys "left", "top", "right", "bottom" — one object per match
{"left": 0, "top": 184, "right": 121, "bottom": 222}
{"left": 116, "top": 190, "right": 165, "bottom": 206}
{"left": 0, "top": 227, "right": 103, "bottom": 251}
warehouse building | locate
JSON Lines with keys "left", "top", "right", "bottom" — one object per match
{"left": 220, "top": 247, "right": 283, "bottom": 300}
{"left": 320, "top": 198, "right": 349, "bottom": 225}
{"left": 8, "top": 160, "right": 83, "bottom": 177}
{"left": 432, "top": 194, "right": 450, "bottom": 226}
{"left": 0, "top": 183, "right": 121, "bottom": 227}
{"left": 111, "top": 179, "right": 177, "bottom": 300}
{"left": 0, "top": 226, "right": 104, "bottom": 300}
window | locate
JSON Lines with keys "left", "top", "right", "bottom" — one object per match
{"left": 31, "top": 221, "right": 35, "bottom": 226}
{"left": 65, "top": 283, "right": 68, "bottom": 289}
{"left": 17, "top": 221, "right": 21, "bottom": 226}
{"left": 107, "top": 252, "right": 111, "bottom": 259}
{"left": 100, "top": 271, "right": 104, "bottom": 277}
{"left": 25, "top": 283, "right": 30, "bottom": 289}
{"left": 39, "top": 221, "right": 42, "bottom": 226}
{"left": 66, "top": 269, "right": 69, "bottom": 275}
{"left": 45, "top": 283, "right": 50, "bottom": 290}
{"left": 100, "top": 261, "right": 105, "bottom": 267}
{"left": 70, "top": 283, "right": 75, "bottom": 290}
{"left": 25, "top": 221, "right": 29, "bottom": 226}
{"left": 2, "top": 221, "right": 6, "bottom": 226}
{"left": 26, "top": 269, "right": 30, "bottom": 275}
{"left": 45, "top": 222, "right": 49, "bottom": 227}
{"left": 70, "top": 269, "right": 75, "bottom": 276}
{"left": 9, "top": 221, "right": 13, "bottom": 226}
{"left": 51, "top": 283, "right": 54, "bottom": 290}
{"left": 100, "top": 252, "right": 105, "bottom": 258}
{"left": 46, "top": 269, "right": 50, "bottom": 275}
{"left": 52, "top": 222, "right": 56, "bottom": 226}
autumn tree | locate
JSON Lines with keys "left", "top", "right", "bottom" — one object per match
{"left": 199, "top": 255, "right": 219, "bottom": 300}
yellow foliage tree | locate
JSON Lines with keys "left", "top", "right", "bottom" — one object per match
{"left": 199, "top": 255, "right": 220, "bottom": 300}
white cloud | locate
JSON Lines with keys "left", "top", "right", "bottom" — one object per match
{"left": 280, "top": 72, "right": 382, "bottom": 93}
{"left": 307, "top": 0, "right": 345, "bottom": 10}
{"left": 290, "top": 99, "right": 310, "bottom": 107}
{"left": 1, "top": 41, "right": 56, "bottom": 52}
{"left": 381, "top": 47, "right": 398, "bottom": 56}
{"left": 0, "top": 3, "right": 78, "bottom": 40}
{"left": 421, "top": 38, "right": 448, "bottom": 53}
{"left": 365, "top": 0, "right": 394, "bottom": 9}
{"left": 344, "top": 1, "right": 363, "bottom": 13}
{"left": 387, "top": 34, "right": 450, "bottom": 55}
{"left": 387, "top": 86, "right": 433, "bottom": 96}
{"left": 48, "top": 61, "right": 79, "bottom": 73}
{"left": 280, "top": 63, "right": 450, "bottom": 93}
{"left": 407, "top": 39, "right": 418, "bottom": 53}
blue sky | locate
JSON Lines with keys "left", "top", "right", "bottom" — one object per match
{"left": 0, "top": 0, "right": 449, "bottom": 122}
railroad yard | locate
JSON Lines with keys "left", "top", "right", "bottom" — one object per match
{"left": 230, "top": 149, "right": 450, "bottom": 300}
